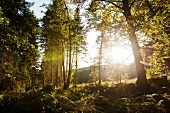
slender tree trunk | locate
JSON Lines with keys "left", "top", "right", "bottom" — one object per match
{"left": 123, "top": 0, "right": 147, "bottom": 85}
{"left": 74, "top": 46, "right": 78, "bottom": 84}
{"left": 55, "top": 60, "right": 58, "bottom": 87}
{"left": 42, "top": 73, "right": 45, "bottom": 88}
{"left": 42, "top": 61, "right": 45, "bottom": 88}
{"left": 98, "top": 32, "right": 104, "bottom": 85}
{"left": 66, "top": 46, "right": 69, "bottom": 76}
{"left": 62, "top": 46, "right": 67, "bottom": 89}
{"left": 50, "top": 61, "right": 53, "bottom": 84}
{"left": 93, "top": 59, "right": 96, "bottom": 85}
{"left": 59, "top": 54, "right": 63, "bottom": 86}
{"left": 66, "top": 24, "right": 72, "bottom": 89}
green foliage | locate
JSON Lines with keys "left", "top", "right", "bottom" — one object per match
{"left": 0, "top": 86, "right": 96, "bottom": 113}
{"left": 1, "top": 79, "right": 170, "bottom": 113}
{"left": 40, "top": 84, "right": 54, "bottom": 93}
{"left": 139, "top": 0, "right": 170, "bottom": 77}
{"left": 0, "top": 75, "right": 16, "bottom": 92}
{"left": 0, "top": 7, "right": 9, "bottom": 25}
{"left": 0, "top": 0, "right": 41, "bottom": 91}
{"left": 41, "top": 0, "right": 87, "bottom": 88}
{"left": 0, "top": 92, "right": 56, "bottom": 113}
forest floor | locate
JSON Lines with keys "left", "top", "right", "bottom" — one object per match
{"left": 0, "top": 78, "right": 170, "bottom": 113}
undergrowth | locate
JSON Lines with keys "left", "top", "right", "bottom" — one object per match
{"left": 0, "top": 78, "right": 170, "bottom": 113}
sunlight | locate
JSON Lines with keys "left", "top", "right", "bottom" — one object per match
{"left": 110, "top": 46, "right": 134, "bottom": 64}
{"left": 81, "top": 29, "right": 135, "bottom": 67}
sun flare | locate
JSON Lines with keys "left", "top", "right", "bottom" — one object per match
{"left": 110, "top": 46, "right": 134, "bottom": 64}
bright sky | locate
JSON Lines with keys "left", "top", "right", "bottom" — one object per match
{"left": 27, "top": 0, "right": 134, "bottom": 68}
{"left": 27, "top": 0, "right": 51, "bottom": 18}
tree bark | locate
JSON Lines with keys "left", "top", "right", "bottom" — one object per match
{"left": 123, "top": 0, "right": 147, "bottom": 85}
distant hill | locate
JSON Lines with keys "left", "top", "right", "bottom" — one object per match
{"left": 74, "top": 63, "right": 137, "bottom": 84}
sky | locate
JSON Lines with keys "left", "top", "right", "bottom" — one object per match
{"left": 27, "top": 0, "right": 51, "bottom": 19}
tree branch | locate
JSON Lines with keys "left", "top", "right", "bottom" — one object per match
{"left": 145, "top": 0, "right": 154, "bottom": 13}
{"left": 146, "top": 0, "right": 167, "bottom": 19}
{"left": 130, "top": 0, "right": 136, "bottom": 9}
{"left": 99, "top": 0, "right": 123, "bottom": 10}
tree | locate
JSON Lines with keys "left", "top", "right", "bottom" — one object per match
{"left": 98, "top": 32, "right": 104, "bottom": 85}
{"left": 0, "top": 0, "right": 40, "bottom": 90}
{"left": 86, "top": 0, "right": 153, "bottom": 85}
{"left": 86, "top": 0, "right": 170, "bottom": 84}
{"left": 41, "top": 0, "right": 86, "bottom": 89}
{"left": 41, "top": 0, "right": 67, "bottom": 87}
{"left": 141, "top": 0, "right": 170, "bottom": 77}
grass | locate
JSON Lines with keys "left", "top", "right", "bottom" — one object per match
{"left": 0, "top": 78, "right": 170, "bottom": 113}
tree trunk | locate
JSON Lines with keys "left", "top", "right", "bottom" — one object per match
{"left": 59, "top": 54, "right": 63, "bottom": 86}
{"left": 55, "top": 60, "right": 58, "bottom": 87}
{"left": 50, "top": 61, "right": 53, "bottom": 84}
{"left": 66, "top": 45, "right": 69, "bottom": 76}
{"left": 74, "top": 46, "right": 78, "bottom": 84}
{"left": 123, "top": 0, "right": 147, "bottom": 85}
{"left": 62, "top": 46, "right": 67, "bottom": 89}
{"left": 98, "top": 32, "right": 104, "bottom": 85}
{"left": 42, "top": 61, "right": 45, "bottom": 88}
{"left": 66, "top": 24, "right": 72, "bottom": 89}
